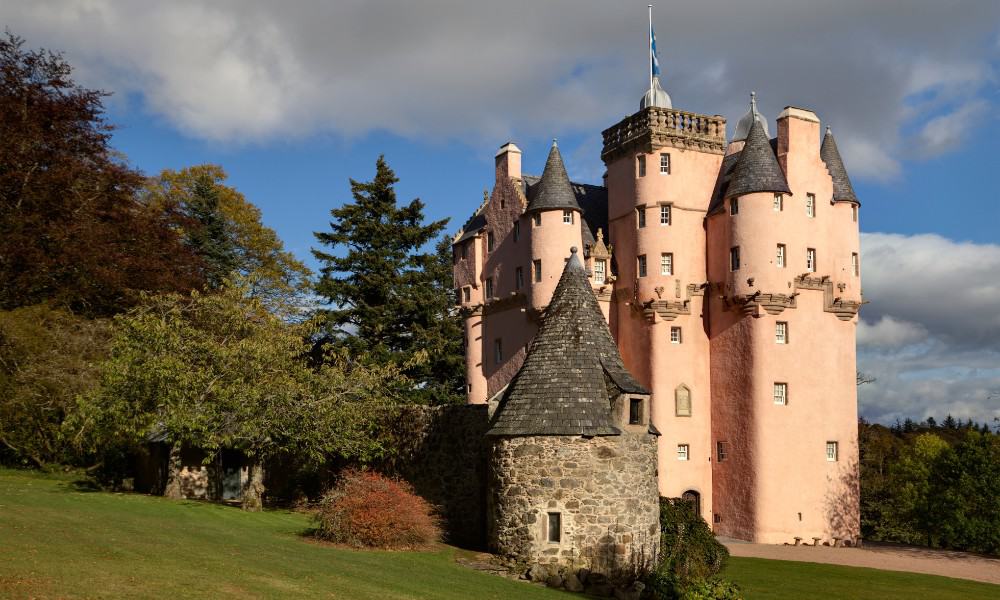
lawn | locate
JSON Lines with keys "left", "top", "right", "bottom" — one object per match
{"left": 1, "top": 469, "right": 997, "bottom": 600}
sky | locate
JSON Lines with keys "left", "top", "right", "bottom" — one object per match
{"left": 3, "top": 0, "right": 999, "bottom": 425}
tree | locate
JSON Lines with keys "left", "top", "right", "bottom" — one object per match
{"left": 142, "top": 165, "right": 311, "bottom": 307}
{"left": 72, "top": 282, "right": 404, "bottom": 510}
{"left": 312, "top": 156, "right": 462, "bottom": 403}
{"left": 0, "top": 33, "right": 202, "bottom": 316}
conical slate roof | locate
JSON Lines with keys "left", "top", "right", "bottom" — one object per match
{"left": 487, "top": 248, "right": 647, "bottom": 437}
{"left": 525, "top": 141, "right": 582, "bottom": 214}
{"left": 820, "top": 127, "right": 858, "bottom": 204}
{"left": 725, "top": 119, "right": 791, "bottom": 199}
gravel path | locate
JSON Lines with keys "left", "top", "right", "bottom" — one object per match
{"left": 722, "top": 539, "right": 1000, "bottom": 585}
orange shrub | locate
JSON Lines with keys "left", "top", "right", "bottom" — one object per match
{"left": 313, "top": 469, "right": 441, "bottom": 549}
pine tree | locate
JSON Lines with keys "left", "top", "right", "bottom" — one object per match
{"left": 185, "top": 173, "right": 237, "bottom": 289}
{"left": 312, "top": 156, "right": 461, "bottom": 403}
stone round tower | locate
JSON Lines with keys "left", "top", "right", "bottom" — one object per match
{"left": 487, "top": 248, "right": 660, "bottom": 577}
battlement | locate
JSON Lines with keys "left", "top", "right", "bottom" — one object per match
{"left": 601, "top": 107, "right": 727, "bottom": 162}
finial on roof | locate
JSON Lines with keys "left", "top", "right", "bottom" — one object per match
{"left": 732, "top": 90, "right": 770, "bottom": 142}
{"left": 571, "top": 246, "right": 578, "bottom": 254}
{"left": 826, "top": 125, "right": 832, "bottom": 135}
{"left": 552, "top": 138, "right": 558, "bottom": 147}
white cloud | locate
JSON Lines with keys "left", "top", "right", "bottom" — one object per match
{"left": 857, "top": 316, "right": 928, "bottom": 349}
{"left": 1, "top": 1, "right": 997, "bottom": 180}
{"left": 910, "top": 100, "right": 989, "bottom": 158}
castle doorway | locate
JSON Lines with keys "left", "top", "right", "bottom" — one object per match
{"left": 682, "top": 490, "right": 701, "bottom": 518}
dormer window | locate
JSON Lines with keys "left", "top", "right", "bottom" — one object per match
{"left": 622, "top": 395, "right": 648, "bottom": 427}
{"left": 629, "top": 398, "right": 642, "bottom": 425}
{"left": 594, "top": 259, "right": 607, "bottom": 284}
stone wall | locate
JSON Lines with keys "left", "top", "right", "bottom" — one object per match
{"left": 488, "top": 433, "right": 660, "bottom": 576}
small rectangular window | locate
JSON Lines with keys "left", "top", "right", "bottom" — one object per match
{"left": 660, "top": 153, "right": 671, "bottom": 174}
{"left": 775, "top": 321, "right": 787, "bottom": 344}
{"left": 637, "top": 155, "right": 646, "bottom": 177}
{"left": 717, "top": 441, "right": 729, "bottom": 462}
{"left": 637, "top": 255, "right": 647, "bottom": 278}
{"left": 485, "top": 278, "right": 494, "bottom": 299}
{"left": 730, "top": 247, "right": 740, "bottom": 271}
{"left": 826, "top": 441, "right": 839, "bottom": 462}
{"left": 730, "top": 198, "right": 739, "bottom": 216}
{"left": 807, "top": 248, "right": 816, "bottom": 272}
{"left": 629, "top": 398, "right": 642, "bottom": 425}
{"left": 461, "top": 243, "right": 468, "bottom": 260}
{"left": 852, "top": 253, "right": 859, "bottom": 277}
{"left": 463, "top": 287, "right": 471, "bottom": 302}
{"left": 670, "top": 327, "right": 682, "bottom": 344}
{"left": 660, "top": 204, "right": 672, "bottom": 225}
{"left": 773, "top": 382, "right": 787, "bottom": 405}
{"left": 515, "top": 267, "right": 523, "bottom": 290}
{"left": 547, "top": 512, "right": 561, "bottom": 542}
{"left": 677, "top": 444, "right": 689, "bottom": 461}
{"left": 533, "top": 259, "right": 542, "bottom": 283}
{"left": 774, "top": 193, "right": 784, "bottom": 211}
{"left": 661, "top": 252, "right": 673, "bottom": 276}
{"left": 494, "top": 338, "right": 503, "bottom": 364}
{"left": 852, "top": 205, "right": 858, "bottom": 222}
{"left": 776, "top": 244, "right": 786, "bottom": 268}
{"left": 532, "top": 213, "right": 542, "bottom": 226}
{"left": 454, "top": 288, "right": 462, "bottom": 305}
{"left": 487, "top": 231, "right": 495, "bottom": 252}
{"left": 594, "top": 259, "right": 606, "bottom": 284}
{"left": 513, "top": 221, "right": 520, "bottom": 242}
{"left": 563, "top": 210, "right": 573, "bottom": 224}
{"left": 637, "top": 206, "right": 646, "bottom": 228}
{"left": 806, "top": 193, "right": 816, "bottom": 218}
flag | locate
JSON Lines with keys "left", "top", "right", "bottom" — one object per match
{"left": 650, "top": 23, "right": 660, "bottom": 78}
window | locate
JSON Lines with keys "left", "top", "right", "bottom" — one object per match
{"left": 637, "top": 255, "right": 647, "bottom": 277}
{"left": 454, "top": 288, "right": 461, "bottom": 305}
{"left": 637, "top": 206, "right": 646, "bottom": 228}
{"left": 547, "top": 512, "right": 561, "bottom": 543}
{"left": 852, "top": 205, "right": 858, "bottom": 222}
{"left": 670, "top": 327, "right": 682, "bottom": 344}
{"left": 532, "top": 213, "right": 541, "bottom": 226}
{"left": 826, "top": 441, "right": 839, "bottom": 462}
{"left": 774, "top": 193, "right": 784, "bottom": 211}
{"left": 594, "top": 259, "right": 607, "bottom": 284}
{"left": 533, "top": 259, "right": 542, "bottom": 282}
{"left": 806, "top": 248, "right": 816, "bottom": 272}
{"left": 629, "top": 398, "right": 642, "bottom": 425}
{"left": 717, "top": 441, "right": 729, "bottom": 462}
{"left": 513, "top": 221, "right": 520, "bottom": 242}
{"left": 500, "top": 196, "right": 505, "bottom": 209}
{"left": 637, "top": 155, "right": 646, "bottom": 177}
{"left": 677, "top": 444, "right": 690, "bottom": 461}
{"left": 730, "top": 198, "right": 739, "bottom": 216}
{"left": 775, "top": 321, "right": 788, "bottom": 344}
{"left": 493, "top": 338, "right": 503, "bottom": 364}
{"left": 661, "top": 252, "right": 673, "bottom": 276}
{"left": 485, "top": 278, "right": 494, "bottom": 299}
{"left": 852, "top": 252, "right": 859, "bottom": 277}
{"left": 730, "top": 247, "right": 740, "bottom": 271}
{"left": 461, "top": 243, "right": 468, "bottom": 260}
{"left": 675, "top": 385, "right": 692, "bottom": 417}
{"left": 563, "top": 210, "right": 573, "bottom": 224}
{"left": 775, "top": 244, "right": 786, "bottom": 268}
{"left": 660, "top": 204, "right": 672, "bottom": 225}
{"left": 487, "top": 231, "right": 495, "bottom": 252}
{"left": 806, "top": 193, "right": 816, "bottom": 218}
{"left": 463, "top": 287, "right": 471, "bottom": 302}
{"left": 515, "top": 267, "right": 523, "bottom": 290}
{"left": 660, "top": 153, "right": 671, "bottom": 174}
{"left": 773, "top": 382, "right": 788, "bottom": 406}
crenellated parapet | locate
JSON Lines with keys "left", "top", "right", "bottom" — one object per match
{"left": 602, "top": 107, "right": 727, "bottom": 162}
{"left": 712, "top": 275, "right": 861, "bottom": 321}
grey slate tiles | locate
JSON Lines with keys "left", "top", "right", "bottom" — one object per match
{"left": 725, "top": 119, "right": 791, "bottom": 199}
{"left": 820, "top": 129, "right": 859, "bottom": 204}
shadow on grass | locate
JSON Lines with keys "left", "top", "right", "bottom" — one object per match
{"left": 70, "top": 479, "right": 101, "bottom": 493}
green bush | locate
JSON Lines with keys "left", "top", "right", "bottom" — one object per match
{"left": 645, "top": 497, "right": 735, "bottom": 599}
{"left": 678, "top": 578, "right": 743, "bottom": 600}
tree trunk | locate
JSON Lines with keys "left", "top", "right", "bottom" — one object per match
{"left": 164, "top": 442, "right": 183, "bottom": 499}
{"left": 241, "top": 459, "right": 265, "bottom": 512}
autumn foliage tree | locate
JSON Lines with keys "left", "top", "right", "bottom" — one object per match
{"left": 0, "top": 33, "right": 202, "bottom": 316}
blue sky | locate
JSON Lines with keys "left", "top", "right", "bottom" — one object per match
{"left": 4, "top": 0, "right": 999, "bottom": 424}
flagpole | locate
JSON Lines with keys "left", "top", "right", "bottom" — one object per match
{"left": 648, "top": 4, "right": 654, "bottom": 101}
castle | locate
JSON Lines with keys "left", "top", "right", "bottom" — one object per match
{"left": 455, "top": 73, "right": 862, "bottom": 547}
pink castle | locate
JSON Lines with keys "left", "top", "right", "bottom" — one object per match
{"left": 453, "top": 75, "right": 862, "bottom": 545}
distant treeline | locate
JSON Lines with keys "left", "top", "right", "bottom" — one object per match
{"left": 859, "top": 417, "right": 1000, "bottom": 555}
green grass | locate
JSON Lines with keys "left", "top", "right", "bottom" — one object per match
{"left": 725, "top": 556, "right": 999, "bottom": 600}
{"left": 2, "top": 469, "right": 997, "bottom": 600}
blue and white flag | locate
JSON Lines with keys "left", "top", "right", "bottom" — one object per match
{"left": 650, "top": 23, "right": 660, "bottom": 77}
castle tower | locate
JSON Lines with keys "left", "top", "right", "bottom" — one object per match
{"left": 706, "top": 96, "right": 861, "bottom": 543}
{"left": 600, "top": 80, "right": 726, "bottom": 518}
{"left": 487, "top": 248, "right": 659, "bottom": 573}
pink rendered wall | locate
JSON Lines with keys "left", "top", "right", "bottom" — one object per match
{"left": 528, "top": 209, "right": 583, "bottom": 311}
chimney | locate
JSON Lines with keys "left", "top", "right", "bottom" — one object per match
{"left": 776, "top": 106, "right": 821, "bottom": 167}
{"left": 495, "top": 142, "right": 522, "bottom": 180}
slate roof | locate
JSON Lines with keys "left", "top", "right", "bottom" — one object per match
{"left": 706, "top": 151, "right": 741, "bottom": 216}
{"left": 455, "top": 212, "right": 486, "bottom": 243}
{"left": 523, "top": 176, "right": 607, "bottom": 251}
{"left": 820, "top": 128, "right": 859, "bottom": 204}
{"left": 724, "top": 119, "right": 791, "bottom": 199}
{"left": 487, "top": 248, "right": 648, "bottom": 437}
{"left": 525, "top": 142, "right": 583, "bottom": 214}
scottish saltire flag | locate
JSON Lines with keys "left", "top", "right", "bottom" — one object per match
{"left": 650, "top": 23, "right": 660, "bottom": 77}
